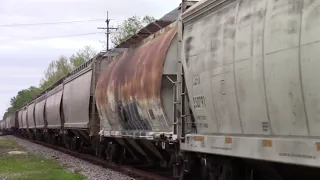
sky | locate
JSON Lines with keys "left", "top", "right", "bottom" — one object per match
{"left": 0, "top": 0, "right": 182, "bottom": 119}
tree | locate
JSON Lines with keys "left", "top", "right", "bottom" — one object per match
{"left": 111, "top": 15, "right": 155, "bottom": 47}
{"left": 69, "top": 45, "right": 97, "bottom": 69}
{"left": 2, "top": 46, "right": 97, "bottom": 118}
{"left": 2, "top": 85, "right": 42, "bottom": 119}
{"left": 3, "top": 86, "right": 41, "bottom": 118}
{"left": 39, "top": 46, "right": 97, "bottom": 90}
{"left": 39, "top": 55, "right": 71, "bottom": 90}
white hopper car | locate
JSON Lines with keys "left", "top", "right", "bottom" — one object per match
{"left": 177, "top": 0, "right": 320, "bottom": 179}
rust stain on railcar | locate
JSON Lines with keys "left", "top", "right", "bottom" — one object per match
{"left": 96, "top": 26, "right": 177, "bottom": 131}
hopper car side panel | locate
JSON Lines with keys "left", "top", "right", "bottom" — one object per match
{"left": 18, "top": 110, "right": 23, "bottom": 129}
{"left": 35, "top": 96, "right": 46, "bottom": 129}
{"left": 7, "top": 114, "right": 16, "bottom": 129}
{"left": 63, "top": 69, "right": 92, "bottom": 129}
{"left": 5, "top": 116, "right": 10, "bottom": 129}
{"left": 0, "top": 120, "right": 4, "bottom": 130}
{"left": 180, "top": 0, "right": 320, "bottom": 168}
{"left": 22, "top": 108, "right": 28, "bottom": 129}
{"left": 10, "top": 112, "right": 18, "bottom": 130}
{"left": 4, "top": 116, "right": 10, "bottom": 129}
{"left": 46, "top": 85, "right": 63, "bottom": 129}
{"left": 27, "top": 102, "right": 36, "bottom": 129}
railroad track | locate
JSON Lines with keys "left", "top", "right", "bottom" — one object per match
{"left": 15, "top": 135, "right": 173, "bottom": 180}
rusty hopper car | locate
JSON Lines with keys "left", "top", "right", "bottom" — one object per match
{"left": 95, "top": 23, "right": 178, "bottom": 164}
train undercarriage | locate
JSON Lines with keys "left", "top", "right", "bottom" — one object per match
{"left": 9, "top": 128, "right": 320, "bottom": 180}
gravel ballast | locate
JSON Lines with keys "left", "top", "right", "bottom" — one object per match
{"left": 3, "top": 135, "right": 134, "bottom": 180}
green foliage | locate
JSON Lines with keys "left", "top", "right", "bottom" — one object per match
{"left": 40, "top": 46, "right": 96, "bottom": 90}
{"left": 111, "top": 15, "right": 155, "bottom": 46}
{"left": 3, "top": 86, "right": 41, "bottom": 119}
{"left": 39, "top": 55, "right": 71, "bottom": 91}
{"left": 69, "top": 45, "right": 96, "bottom": 69}
{"left": 3, "top": 45, "right": 97, "bottom": 118}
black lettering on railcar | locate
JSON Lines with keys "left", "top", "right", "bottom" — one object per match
{"left": 196, "top": 116, "right": 207, "bottom": 121}
{"left": 193, "top": 74, "right": 200, "bottom": 86}
{"left": 193, "top": 96, "right": 206, "bottom": 109}
{"left": 279, "top": 152, "right": 316, "bottom": 160}
{"left": 211, "top": 146, "right": 232, "bottom": 151}
{"left": 262, "top": 121, "right": 269, "bottom": 132}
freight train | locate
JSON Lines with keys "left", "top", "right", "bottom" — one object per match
{"left": 2, "top": 0, "right": 320, "bottom": 179}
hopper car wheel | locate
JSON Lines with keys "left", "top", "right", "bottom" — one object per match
{"left": 78, "top": 140, "right": 84, "bottom": 153}
{"left": 105, "top": 143, "right": 121, "bottom": 163}
{"left": 71, "top": 138, "right": 77, "bottom": 151}
{"left": 217, "top": 160, "right": 244, "bottom": 180}
{"left": 55, "top": 136, "right": 59, "bottom": 145}
{"left": 63, "top": 136, "right": 69, "bottom": 148}
{"left": 47, "top": 135, "right": 52, "bottom": 144}
{"left": 206, "top": 159, "right": 248, "bottom": 180}
{"left": 105, "top": 143, "right": 116, "bottom": 162}
{"left": 98, "top": 144, "right": 106, "bottom": 158}
{"left": 179, "top": 153, "right": 196, "bottom": 180}
{"left": 51, "top": 136, "right": 55, "bottom": 145}
{"left": 31, "top": 133, "right": 35, "bottom": 140}
{"left": 117, "top": 146, "right": 125, "bottom": 165}
{"left": 180, "top": 154, "right": 248, "bottom": 180}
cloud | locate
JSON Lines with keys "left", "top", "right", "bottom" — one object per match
{"left": 0, "top": 67, "right": 43, "bottom": 78}
{"left": 0, "top": 0, "right": 181, "bottom": 119}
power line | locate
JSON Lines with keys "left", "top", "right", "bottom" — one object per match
{"left": 0, "top": 18, "right": 106, "bottom": 27}
{"left": 30, "top": 32, "right": 104, "bottom": 40}
{"left": 4, "top": 32, "right": 105, "bottom": 42}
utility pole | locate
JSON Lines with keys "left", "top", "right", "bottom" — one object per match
{"left": 181, "top": 0, "right": 187, "bottom": 12}
{"left": 98, "top": 11, "right": 118, "bottom": 51}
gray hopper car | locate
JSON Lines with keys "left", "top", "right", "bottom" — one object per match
{"left": 178, "top": 0, "right": 320, "bottom": 178}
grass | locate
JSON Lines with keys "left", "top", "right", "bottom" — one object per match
{"left": 0, "top": 139, "right": 21, "bottom": 149}
{"left": 0, "top": 139, "right": 85, "bottom": 180}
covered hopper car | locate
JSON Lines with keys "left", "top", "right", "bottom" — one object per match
{"left": 4, "top": 0, "right": 320, "bottom": 179}
{"left": 1, "top": 113, "right": 18, "bottom": 134}
{"left": 0, "top": 119, "right": 5, "bottom": 132}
